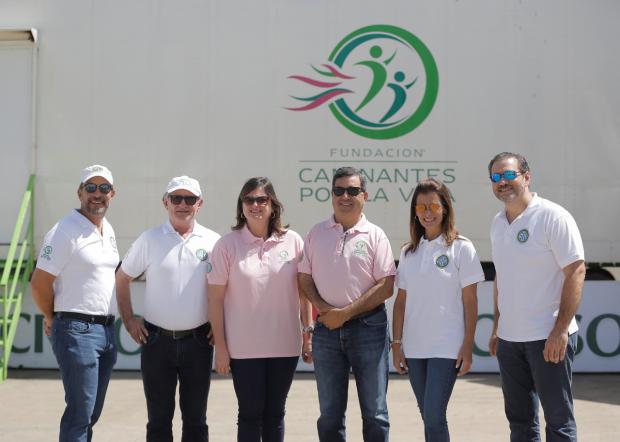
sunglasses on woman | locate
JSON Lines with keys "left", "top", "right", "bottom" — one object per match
{"left": 242, "top": 196, "right": 270, "bottom": 206}
{"left": 415, "top": 203, "right": 443, "bottom": 214}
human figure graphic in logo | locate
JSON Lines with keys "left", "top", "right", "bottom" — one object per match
{"left": 287, "top": 24, "right": 438, "bottom": 139}
{"left": 381, "top": 71, "right": 417, "bottom": 123}
{"left": 354, "top": 45, "right": 394, "bottom": 112}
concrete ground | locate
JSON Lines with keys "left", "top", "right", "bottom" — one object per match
{"left": 1, "top": 370, "right": 618, "bottom": 441}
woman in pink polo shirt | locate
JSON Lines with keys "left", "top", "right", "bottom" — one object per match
{"left": 392, "top": 178, "right": 484, "bottom": 442}
{"left": 208, "top": 177, "right": 312, "bottom": 442}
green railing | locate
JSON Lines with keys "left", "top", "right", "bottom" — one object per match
{"left": 0, "top": 174, "right": 35, "bottom": 381}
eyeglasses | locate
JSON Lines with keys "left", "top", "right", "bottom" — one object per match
{"left": 242, "top": 196, "right": 270, "bottom": 206}
{"left": 332, "top": 186, "right": 364, "bottom": 197}
{"left": 83, "top": 183, "right": 113, "bottom": 194}
{"left": 168, "top": 195, "right": 199, "bottom": 206}
{"left": 415, "top": 203, "right": 443, "bottom": 214}
{"left": 490, "top": 170, "right": 522, "bottom": 183}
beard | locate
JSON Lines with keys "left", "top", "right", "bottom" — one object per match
{"left": 82, "top": 200, "right": 108, "bottom": 216}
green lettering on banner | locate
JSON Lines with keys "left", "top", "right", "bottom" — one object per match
{"left": 115, "top": 319, "right": 141, "bottom": 356}
{"left": 35, "top": 314, "right": 45, "bottom": 353}
{"left": 575, "top": 314, "right": 584, "bottom": 355}
{"left": 12, "top": 313, "right": 31, "bottom": 353}
{"left": 586, "top": 314, "right": 620, "bottom": 357}
{"left": 473, "top": 314, "right": 494, "bottom": 356}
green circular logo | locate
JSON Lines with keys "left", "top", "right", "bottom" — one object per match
{"left": 196, "top": 249, "right": 208, "bottom": 261}
{"left": 287, "top": 25, "right": 439, "bottom": 139}
{"left": 517, "top": 229, "right": 529, "bottom": 243}
{"left": 435, "top": 254, "right": 449, "bottom": 268}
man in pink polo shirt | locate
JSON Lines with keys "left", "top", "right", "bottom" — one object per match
{"left": 298, "top": 166, "right": 396, "bottom": 442}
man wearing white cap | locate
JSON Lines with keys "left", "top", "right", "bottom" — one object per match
{"left": 116, "top": 176, "right": 220, "bottom": 441}
{"left": 31, "top": 164, "right": 119, "bottom": 442}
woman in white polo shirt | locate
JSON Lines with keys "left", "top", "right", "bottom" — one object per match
{"left": 392, "top": 178, "right": 484, "bottom": 442}
{"left": 208, "top": 177, "right": 312, "bottom": 442}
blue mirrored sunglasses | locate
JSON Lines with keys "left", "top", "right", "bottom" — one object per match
{"left": 490, "top": 170, "right": 521, "bottom": 183}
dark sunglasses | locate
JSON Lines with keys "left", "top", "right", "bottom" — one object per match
{"left": 490, "top": 170, "right": 522, "bottom": 183}
{"left": 168, "top": 195, "right": 199, "bottom": 206}
{"left": 332, "top": 186, "right": 364, "bottom": 197}
{"left": 242, "top": 196, "right": 270, "bottom": 206}
{"left": 83, "top": 183, "right": 113, "bottom": 194}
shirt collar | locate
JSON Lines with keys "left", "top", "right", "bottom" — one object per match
{"left": 327, "top": 213, "right": 370, "bottom": 233}
{"left": 420, "top": 234, "right": 447, "bottom": 247}
{"left": 162, "top": 220, "right": 203, "bottom": 237}
{"left": 72, "top": 209, "right": 106, "bottom": 234}
{"left": 241, "top": 224, "right": 284, "bottom": 245}
{"left": 500, "top": 192, "right": 541, "bottom": 223}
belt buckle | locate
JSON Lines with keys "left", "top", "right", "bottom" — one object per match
{"left": 172, "top": 330, "right": 182, "bottom": 340}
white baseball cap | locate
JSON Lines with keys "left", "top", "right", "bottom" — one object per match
{"left": 80, "top": 165, "right": 114, "bottom": 185}
{"left": 166, "top": 176, "right": 202, "bottom": 197}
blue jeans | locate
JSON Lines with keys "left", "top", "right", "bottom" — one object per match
{"left": 50, "top": 315, "right": 117, "bottom": 442}
{"left": 230, "top": 356, "right": 299, "bottom": 442}
{"left": 312, "top": 306, "right": 390, "bottom": 442}
{"left": 142, "top": 321, "right": 214, "bottom": 442}
{"left": 496, "top": 334, "right": 578, "bottom": 442}
{"left": 406, "top": 358, "right": 458, "bottom": 442}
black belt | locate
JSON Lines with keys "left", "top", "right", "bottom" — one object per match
{"left": 145, "top": 321, "right": 211, "bottom": 340}
{"left": 56, "top": 311, "right": 115, "bottom": 326}
{"left": 348, "top": 304, "right": 386, "bottom": 322}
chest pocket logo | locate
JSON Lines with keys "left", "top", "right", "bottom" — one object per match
{"left": 353, "top": 240, "right": 369, "bottom": 258}
{"left": 278, "top": 250, "right": 290, "bottom": 263}
{"left": 109, "top": 236, "right": 117, "bottom": 252}
{"left": 517, "top": 229, "right": 530, "bottom": 243}
{"left": 435, "top": 254, "right": 449, "bottom": 268}
{"left": 196, "top": 249, "right": 209, "bottom": 261}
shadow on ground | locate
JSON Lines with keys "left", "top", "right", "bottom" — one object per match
{"left": 8, "top": 369, "right": 620, "bottom": 406}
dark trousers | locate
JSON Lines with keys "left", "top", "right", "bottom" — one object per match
{"left": 141, "top": 322, "right": 214, "bottom": 442}
{"left": 230, "top": 356, "right": 299, "bottom": 442}
{"left": 496, "top": 333, "right": 578, "bottom": 442}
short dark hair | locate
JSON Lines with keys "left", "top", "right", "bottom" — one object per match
{"left": 332, "top": 167, "right": 367, "bottom": 190}
{"left": 488, "top": 152, "right": 530, "bottom": 175}
{"left": 232, "top": 177, "right": 288, "bottom": 237}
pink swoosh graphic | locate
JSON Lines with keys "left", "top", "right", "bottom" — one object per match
{"left": 286, "top": 89, "right": 351, "bottom": 111}
{"left": 288, "top": 75, "right": 342, "bottom": 88}
{"left": 322, "top": 64, "right": 356, "bottom": 80}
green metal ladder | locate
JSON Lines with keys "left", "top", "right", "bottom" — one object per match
{"left": 1, "top": 174, "right": 35, "bottom": 382}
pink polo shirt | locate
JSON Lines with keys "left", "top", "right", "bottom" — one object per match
{"left": 299, "top": 214, "right": 396, "bottom": 308}
{"left": 208, "top": 226, "right": 303, "bottom": 359}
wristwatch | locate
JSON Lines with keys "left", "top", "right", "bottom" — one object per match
{"left": 302, "top": 325, "right": 315, "bottom": 334}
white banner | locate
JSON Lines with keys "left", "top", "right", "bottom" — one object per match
{"left": 9, "top": 281, "right": 620, "bottom": 372}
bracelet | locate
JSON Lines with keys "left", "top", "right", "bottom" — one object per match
{"left": 302, "top": 325, "right": 315, "bottom": 334}
{"left": 391, "top": 339, "right": 402, "bottom": 345}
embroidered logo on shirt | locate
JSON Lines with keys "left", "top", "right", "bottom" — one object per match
{"left": 41, "top": 245, "right": 53, "bottom": 261}
{"left": 517, "top": 229, "right": 529, "bottom": 243}
{"left": 196, "top": 249, "right": 209, "bottom": 261}
{"left": 278, "top": 250, "right": 290, "bottom": 263}
{"left": 353, "top": 240, "right": 369, "bottom": 257}
{"left": 435, "top": 254, "right": 449, "bottom": 268}
{"left": 109, "top": 236, "right": 117, "bottom": 251}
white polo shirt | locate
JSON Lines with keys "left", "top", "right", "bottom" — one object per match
{"left": 491, "top": 194, "right": 584, "bottom": 342}
{"left": 121, "top": 221, "right": 220, "bottom": 330}
{"left": 37, "top": 209, "right": 119, "bottom": 315}
{"left": 396, "top": 236, "right": 485, "bottom": 359}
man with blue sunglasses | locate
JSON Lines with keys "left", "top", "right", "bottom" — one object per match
{"left": 487, "top": 152, "right": 585, "bottom": 442}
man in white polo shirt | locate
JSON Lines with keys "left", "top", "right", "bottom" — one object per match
{"left": 116, "top": 176, "right": 219, "bottom": 442}
{"left": 31, "top": 164, "right": 119, "bottom": 442}
{"left": 298, "top": 166, "right": 396, "bottom": 442}
{"left": 487, "top": 152, "right": 585, "bottom": 442}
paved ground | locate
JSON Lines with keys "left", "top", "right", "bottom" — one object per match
{"left": 1, "top": 370, "right": 619, "bottom": 441}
